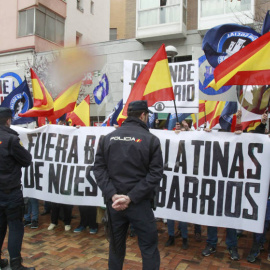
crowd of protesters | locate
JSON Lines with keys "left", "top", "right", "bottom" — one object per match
{"left": 1, "top": 105, "right": 270, "bottom": 270}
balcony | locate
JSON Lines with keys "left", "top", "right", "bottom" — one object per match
{"left": 198, "top": 0, "right": 255, "bottom": 35}
{"left": 136, "top": 0, "right": 187, "bottom": 42}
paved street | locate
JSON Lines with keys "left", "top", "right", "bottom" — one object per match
{"left": 2, "top": 204, "right": 270, "bottom": 270}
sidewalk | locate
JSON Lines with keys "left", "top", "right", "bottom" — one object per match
{"left": 2, "top": 205, "right": 270, "bottom": 270}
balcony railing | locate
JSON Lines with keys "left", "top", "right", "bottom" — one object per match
{"left": 138, "top": 5, "right": 181, "bottom": 28}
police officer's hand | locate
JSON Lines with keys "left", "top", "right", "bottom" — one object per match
{"left": 112, "top": 195, "right": 131, "bottom": 211}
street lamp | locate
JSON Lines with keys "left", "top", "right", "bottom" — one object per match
{"left": 165, "top": 45, "right": 178, "bottom": 63}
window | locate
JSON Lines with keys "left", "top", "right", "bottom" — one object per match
{"left": 182, "top": 0, "right": 186, "bottom": 25}
{"left": 90, "top": 1, "right": 94, "bottom": 15}
{"left": 18, "top": 5, "right": 65, "bottom": 46}
{"left": 18, "top": 8, "right": 35, "bottom": 37}
{"left": 110, "top": 28, "right": 117, "bottom": 40}
{"left": 200, "top": 0, "right": 251, "bottom": 18}
{"left": 77, "top": 0, "right": 84, "bottom": 12}
{"left": 138, "top": 0, "right": 181, "bottom": 27}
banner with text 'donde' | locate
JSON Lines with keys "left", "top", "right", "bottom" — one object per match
{"left": 123, "top": 60, "right": 199, "bottom": 114}
{"left": 13, "top": 125, "right": 270, "bottom": 233}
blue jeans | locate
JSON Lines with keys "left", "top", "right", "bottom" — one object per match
{"left": 254, "top": 220, "right": 270, "bottom": 244}
{"left": 207, "top": 226, "right": 237, "bottom": 248}
{"left": 0, "top": 188, "right": 24, "bottom": 258}
{"left": 24, "top": 198, "right": 39, "bottom": 221}
{"left": 167, "top": 219, "right": 188, "bottom": 239}
{"left": 44, "top": 201, "right": 51, "bottom": 212}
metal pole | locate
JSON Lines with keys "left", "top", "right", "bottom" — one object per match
{"left": 171, "top": 55, "right": 179, "bottom": 123}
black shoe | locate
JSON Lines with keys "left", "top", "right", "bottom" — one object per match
{"left": 202, "top": 244, "right": 216, "bottom": 256}
{"left": 165, "top": 236, "right": 175, "bottom": 247}
{"left": 23, "top": 220, "right": 31, "bottom": 227}
{"left": 40, "top": 210, "right": 50, "bottom": 216}
{"left": 10, "top": 256, "right": 35, "bottom": 270}
{"left": 247, "top": 242, "right": 261, "bottom": 263}
{"left": 30, "top": 220, "right": 38, "bottom": 229}
{"left": 182, "top": 238, "right": 188, "bottom": 250}
{"left": 0, "top": 258, "right": 8, "bottom": 268}
{"left": 228, "top": 246, "right": 240, "bottom": 261}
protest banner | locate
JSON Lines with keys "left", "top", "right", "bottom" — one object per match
{"left": 13, "top": 125, "right": 270, "bottom": 233}
{"left": 123, "top": 60, "right": 199, "bottom": 114}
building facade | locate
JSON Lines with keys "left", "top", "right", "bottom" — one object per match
{"left": 0, "top": 0, "right": 109, "bottom": 103}
{"left": 92, "top": 0, "right": 270, "bottom": 117}
{"left": 1, "top": 0, "right": 270, "bottom": 121}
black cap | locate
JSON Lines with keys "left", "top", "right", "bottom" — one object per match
{"left": 127, "top": 100, "right": 153, "bottom": 114}
{"left": 0, "top": 107, "right": 12, "bottom": 118}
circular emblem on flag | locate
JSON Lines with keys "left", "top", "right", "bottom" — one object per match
{"left": 216, "top": 31, "right": 258, "bottom": 64}
{"left": 10, "top": 92, "right": 30, "bottom": 120}
{"left": 154, "top": 102, "right": 165, "bottom": 111}
{"left": 236, "top": 85, "right": 270, "bottom": 115}
{"left": 199, "top": 55, "right": 231, "bottom": 96}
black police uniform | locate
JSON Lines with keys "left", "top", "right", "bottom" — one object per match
{"left": 94, "top": 114, "right": 163, "bottom": 270}
{"left": 0, "top": 119, "right": 32, "bottom": 264}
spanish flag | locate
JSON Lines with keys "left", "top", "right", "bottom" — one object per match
{"left": 191, "top": 100, "right": 224, "bottom": 129}
{"left": 19, "top": 68, "right": 54, "bottom": 117}
{"left": 246, "top": 120, "right": 261, "bottom": 132}
{"left": 208, "top": 31, "right": 270, "bottom": 90}
{"left": 116, "top": 108, "right": 127, "bottom": 126}
{"left": 123, "top": 44, "right": 174, "bottom": 116}
{"left": 208, "top": 101, "right": 226, "bottom": 129}
{"left": 48, "top": 81, "right": 82, "bottom": 121}
{"left": 68, "top": 95, "right": 90, "bottom": 126}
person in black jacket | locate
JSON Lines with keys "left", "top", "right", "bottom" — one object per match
{"left": 0, "top": 107, "right": 35, "bottom": 270}
{"left": 94, "top": 100, "right": 163, "bottom": 270}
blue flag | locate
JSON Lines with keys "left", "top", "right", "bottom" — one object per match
{"left": 219, "top": 102, "right": 237, "bottom": 131}
{"left": 148, "top": 113, "right": 158, "bottom": 129}
{"left": 93, "top": 73, "right": 109, "bottom": 105}
{"left": 202, "top": 24, "right": 260, "bottom": 68}
{"left": 0, "top": 79, "right": 35, "bottom": 125}
{"left": 109, "top": 99, "right": 123, "bottom": 126}
{"left": 167, "top": 113, "right": 190, "bottom": 130}
{"left": 262, "top": 10, "right": 270, "bottom": 35}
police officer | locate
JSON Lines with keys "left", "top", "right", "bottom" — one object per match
{"left": 94, "top": 100, "right": 163, "bottom": 270}
{"left": 0, "top": 107, "right": 35, "bottom": 270}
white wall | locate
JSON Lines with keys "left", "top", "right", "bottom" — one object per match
{"left": 65, "top": 0, "right": 110, "bottom": 47}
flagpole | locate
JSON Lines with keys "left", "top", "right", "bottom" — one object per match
{"left": 204, "top": 101, "right": 207, "bottom": 129}
{"left": 165, "top": 45, "right": 178, "bottom": 123}
{"left": 173, "top": 100, "right": 179, "bottom": 122}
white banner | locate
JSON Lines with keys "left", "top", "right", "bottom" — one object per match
{"left": 13, "top": 125, "right": 270, "bottom": 233}
{"left": 123, "top": 60, "right": 199, "bottom": 114}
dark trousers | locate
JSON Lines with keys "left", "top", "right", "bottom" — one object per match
{"left": 0, "top": 189, "right": 24, "bottom": 258}
{"left": 108, "top": 200, "right": 160, "bottom": 270}
{"left": 51, "top": 203, "right": 73, "bottom": 225}
{"left": 78, "top": 206, "right": 98, "bottom": 229}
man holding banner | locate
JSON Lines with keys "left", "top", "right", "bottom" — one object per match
{"left": 94, "top": 100, "right": 163, "bottom": 270}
